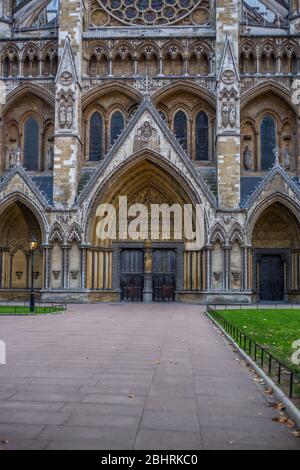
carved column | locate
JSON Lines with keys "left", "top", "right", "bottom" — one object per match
{"left": 80, "top": 244, "right": 88, "bottom": 289}
{"left": 143, "top": 241, "right": 153, "bottom": 303}
{"left": 62, "top": 245, "right": 70, "bottom": 288}
{"left": 43, "top": 245, "right": 51, "bottom": 289}
{"left": 204, "top": 246, "right": 212, "bottom": 291}
{"left": 242, "top": 245, "right": 251, "bottom": 291}
{"left": 158, "top": 56, "right": 163, "bottom": 76}
{"left": 223, "top": 245, "right": 231, "bottom": 290}
{"left": 108, "top": 57, "right": 113, "bottom": 76}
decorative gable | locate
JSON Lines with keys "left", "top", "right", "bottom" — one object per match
{"left": 55, "top": 37, "right": 79, "bottom": 135}
{"left": 0, "top": 164, "right": 50, "bottom": 210}
{"left": 246, "top": 163, "right": 300, "bottom": 209}
{"left": 77, "top": 98, "right": 216, "bottom": 210}
{"left": 217, "top": 36, "right": 240, "bottom": 135}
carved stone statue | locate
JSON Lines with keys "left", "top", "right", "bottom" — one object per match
{"left": 59, "top": 98, "right": 67, "bottom": 128}
{"left": 144, "top": 249, "right": 152, "bottom": 273}
{"left": 66, "top": 102, "right": 73, "bottom": 129}
{"left": 243, "top": 145, "right": 252, "bottom": 170}
{"left": 133, "top": 121, "right": 160, "bottom": 153}
{"left": 58, "top": 95, "right": 73, "bottom": 129}
{"left": 9, "top": 146, "right": 21, "bottom": 167}
{"left": 229, "top": 102, "right": 236, "bottom": 128}
{"left": 221, "top": 101, "right": 229, "bottom": 127}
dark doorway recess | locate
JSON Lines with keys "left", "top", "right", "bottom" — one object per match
{"left": 260, "top": 255, "right": 284, "bottom": 301}
{"left": 152, "top": 249, "right": 176, "bottom": 302}
{"left": 120, "top": 249, "right": 144, "bottom": 302}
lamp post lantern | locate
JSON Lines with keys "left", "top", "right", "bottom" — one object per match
{"left": 29, "top": 235, "right": 38, "bottom": 313}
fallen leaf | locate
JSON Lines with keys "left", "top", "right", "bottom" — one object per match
{"left": 292, "top": 430, "right": 300, "bottom": 438}
{"left": 287, "top": 419, "right": 296, "bottom": 428}
{"left": 272, "top": 416, "right": 295, "bottom": 428}
{"left": 266, "top": 387, "right": 273, "bottom": 395}
{"left": 154, "top": 360, "right": 161, "bottom": 365}
{"left": 0, "top": 440, "right": 8, "bottom": 445}
{"left": 128, "top": 394, "right": 135, "bottom": 399}
{"left": 273, "top": 402, "right": 286, "bottom": 411}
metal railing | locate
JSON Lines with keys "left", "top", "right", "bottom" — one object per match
{"left": 207, "top": 306, "right": 300, "bottom": 399}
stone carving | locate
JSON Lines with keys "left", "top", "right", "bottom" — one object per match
{"left": 220, "top": 92, "right": 237, "bottom": 130}
{"left": 222, "top": 69, "right": 235, "bottom": 85}
{"left": 243, "top": 145, "right": 252, "bottom": 170}
{"left": 71, "top": 270, "right": 79, "bottom": 280}
{"left": 58, "top": 93, "right": 74, "bottom": 130}
{"left": 231, "top": 271, "right": 241, "bottom": 282}
{"left": 144, "top": 241, "right": 152, "bottom": 273}
{"left": 59, "top": 71, "right": 73, "bottom": 86}
{"left": 33, "top": 272, "right": 40, "bottom": 280}
{"left": 9, "top": 147, "right": 19, "bottom": 167}
{"left": 229, "top": 101, "right": 236, "bottom": 128}
{"left": 16, "top": 271, "right": 23, "bottom": 280}
{"left": 133, "top": 121, "right": 160, "bottom": 153}
{"left": 221, "top": 101, "right": 229, "bottom": 128}
{"left": 53, "top": 270, "right": 61, "bottom": 280}
{"left": 213, "top": 272, "right": 222, "bottom": 281}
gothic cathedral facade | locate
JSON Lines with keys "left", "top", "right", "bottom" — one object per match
{"left": 0, "top": 0, "right": 300, "bottom": 304}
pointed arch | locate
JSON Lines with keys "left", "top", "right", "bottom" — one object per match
{"left": 0, "top": 192, "right": 48, "bottom": 244}
{"left": 240, "top": 81, "right": 298, "bottom": 114}
{"left": 2, "top": 83, "right": 55, "bottom": 117}
{"left": 210, "top": 223, "right": 226, "bottom": 245}
{"left": 48, "top": 223, "right": 64, "bottom": 244}
{"left": 229, "top": 223, "right": 244, "bottom": 245}
{"left": 67, "top": 223, "right": 82, "bottom": 243}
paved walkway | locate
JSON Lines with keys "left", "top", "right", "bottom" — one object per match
{"left": 0, "top": 303, "right": 299, "bottom": 450}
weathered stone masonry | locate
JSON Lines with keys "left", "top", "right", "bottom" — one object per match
{"left": 0, "top": 0, "right": 300, "bottom": 304}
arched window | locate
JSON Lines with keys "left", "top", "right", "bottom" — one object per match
{"left": 24, "top": 117, "right": 39, "bottom": 171}
{"left": 260, "top": 116, "right": 276, "bottom": 170}
{"left": 174, "top": 111, "right": 188, "bottom": 151}
{"left": 43, "top": 55, "right": 51, "bottom": 76}
{"left": 3, "top": 57, "right": 10, "bottom": 77}
{"left": 89, "top": 55, "right": 98, "bottom": 77}
{"left": 195, "top": 111, "right": 209, "bottom": 161}
{"left": 89, "top": 112, "right": 103, "bottom": 161}
{"left": 110, "top": 111, "right": 124, "bottom": 145}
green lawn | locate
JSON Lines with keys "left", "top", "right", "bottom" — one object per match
{"left": 215, "top": 309, "right": 300, "bottom": 374}
{"left": 0, "top": 305, "right": 65, "bottom": 315}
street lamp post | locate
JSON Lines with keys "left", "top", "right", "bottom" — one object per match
{"left": 29, "top": 235, "right": 38, "bottom": 313}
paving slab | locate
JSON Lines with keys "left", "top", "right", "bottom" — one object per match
{"left": 0, "top": 303, "right": 299, "bottom": 450}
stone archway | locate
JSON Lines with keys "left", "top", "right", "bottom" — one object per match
{"left": 83, "top": 157, "right": 206, "bottom": 302}
{"left": 0, "top": 201, "right": 44, "bottom": 300}
{"left": 252, "top": 202, "right": 300, "bottom": 302}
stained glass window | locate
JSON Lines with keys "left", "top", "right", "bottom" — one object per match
{"left": 89, "top": 112, "right": 103, "bottom": 161}
{"left": 195, "top": 111, "right": 209, "bottom": 160}
{"left": 24, "top": 117, "right": 39, "bottom": 171}
{"left": 96, "top": 0, "right": 205, "bottom": 26}
{"left": 260, "top": 116, "right": 276, "bottom": 170}
{"left": 174, "top": 111, "right": 188, "bottom": 151}
{"left": 110, "top": 111, "right": 125, "bottom": 145}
